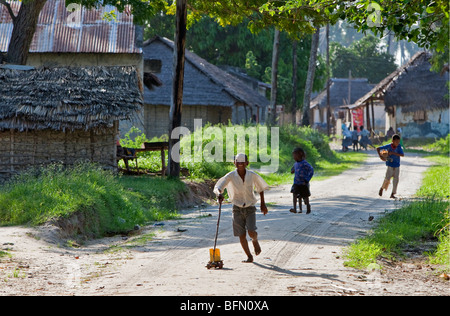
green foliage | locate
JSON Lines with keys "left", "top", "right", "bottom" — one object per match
{"left": 145, "top": 15, "right": 327, "bottom": 111}
{"left": 245, "top": 51, "right": 262, "bottom": 79}
{"left": 330, "top": 35, "right": 397, "bottom": 83}
{"left": 344, "top": 198, "right": 449, "bottom": 270}
{"left": 176, "top": 123, "right": 337, "bottom": 177}
{"left": 424, "top": 134, "right": 450, "bottom": 155}
{"left": 416, "top": 156, "right": 450, "bottom": 200}
{"left": 0, "top": 163, "right": 182, "bottom": 238}
{"left": 338, "top": 0, "right": 449, "bottom": 53}
{"left": 120, "top": 124, "right": 366, "bottom": 185}
{"left": 429, "top": 209, "right": 450, "bottom": 268}
{"left": 344, "top": 151, "right": 450, "bottom": 271}
{"left": 67, "top": 0, "right": 169, "bottom": 25}
{"left": 188, "top": 0, "right": 334, "bottom": 34}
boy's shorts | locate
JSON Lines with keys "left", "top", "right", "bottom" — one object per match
{"left": 291, "top": 184, "right": 311, "bottom": 198}
{"left": 232, "top": 205, "right": 257, "bottom": 236}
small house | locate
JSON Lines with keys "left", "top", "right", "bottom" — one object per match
{"left": 310, "top": 78, "right": 374, "bottom": 133}
{"left": 384, "top": 52, "right": 449, "bottom": 138}
{"left": 0, "top": 0, "right": 145, "bottom": 134}
{"left": 348, "top": 51, "right": 449, "bottom": 138}
{"left": 0, "top": 65, "right": 143, "bottom": 181}
{"left": 142, "top": 36, "right": 269, "bottom": 138}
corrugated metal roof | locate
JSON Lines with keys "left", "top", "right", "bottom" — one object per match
{"left": 0, "top": 0, "right": 140, "bottom": 54}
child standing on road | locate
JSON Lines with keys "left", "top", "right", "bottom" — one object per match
{"left": 214, "top": 153, "right": 270, "bottom": 263}
{"left": 352, "top": 126, "right": 360, "bottom": 151}
{"left": 377, "top": 134, "right": 405, "bottom": 199}
{"left": 289, "top": 148, "right": 314, "bottom": 214}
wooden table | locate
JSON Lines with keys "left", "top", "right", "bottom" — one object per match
{"left": 135, "top": 142, "right": 169, "bottom": 176}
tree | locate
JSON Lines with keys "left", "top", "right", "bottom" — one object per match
{"left": 245, "top": 51, "right": 262, "bottom": 79}
{"left": 301, "top": 27, "right": 320, "bottom": 127}
{"left": 145, "top": 13, "right": 327, "bottom": 117}
{"left": 330, "top": 35, "right": 397, "bottom": 83}
{"left": 168, "top": 0, "right": 187, "bottom": 178}
{"left": 2, "top": 0, "right": 47, "bottom": 64}
{"left": 267, "top": 28, "right": 280, "bottom": 125}
{"left": 1, "top": 0, "right": 168, "bottom": 64}
{"left": 336, "top": 0, "right": 449, "bottom": 53}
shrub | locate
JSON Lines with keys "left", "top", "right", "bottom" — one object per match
{"left": 0, "top": 163, "right": 182, "bottom": 237}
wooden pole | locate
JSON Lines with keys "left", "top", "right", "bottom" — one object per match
{"left": 371, "top": 98, "right": 375, "bottom": 137}
{"left": 301, "top": 27, "right": 320, "bottom": 127}
{"left": 168, "top": 0, "right": 187, "bottom": 178}
{"left": 268, "top": 28, "right": 280, "bottom": 125}
{"left": 292, "top": 40, "right": 298, "bottom": 125}
{"left": 326, "top": 24, "right": 331, "bottom": 136}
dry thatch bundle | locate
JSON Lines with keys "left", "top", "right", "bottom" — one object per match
{"left": 384, "top": 52, "right": 449, "bottom": 113}
{"left": 352, "top": 52, "right": 449, "bottom": 114}
{"left": 0, "top": 66, "right": 143, "bottom": 131}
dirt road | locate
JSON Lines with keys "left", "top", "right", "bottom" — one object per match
{"left": 1, "top": 151, "right": 448, "bottom": 296}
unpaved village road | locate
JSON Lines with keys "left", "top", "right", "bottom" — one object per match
{"left": 1, "top": 151, "right": 449, "bottom": 296}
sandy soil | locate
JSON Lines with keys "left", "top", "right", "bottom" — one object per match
{"left": 1, "top": 151, "right": 449, "bottom": 296}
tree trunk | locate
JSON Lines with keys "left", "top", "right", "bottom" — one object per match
{"left": 168, "top": 0, "right": 187, "bottom": 178}
{"left": 301, "top": 27, "right": 320, "bottom": 127}
{"left": 326, "top": 24, "right": 331, "bottom": 136}
{"left": 267, "top": 28, "right": 280, "bottom": 125}
{"left": 6, "top": 0, "right": 47, "bottom": 65}
{"left": 292, "top": 40, "right": 298, "bottom": 125}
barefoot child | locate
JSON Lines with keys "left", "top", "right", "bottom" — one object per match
{"left": 377, "top": 134, "right": 404, "bottom": 199}
{"left": 214, "top": 153, "right": 269, "bottom": 263}
{"left": 290, "top": 147, "right": 314, "bottom": 214}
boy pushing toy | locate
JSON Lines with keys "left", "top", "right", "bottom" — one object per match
{"left": 377, "top": 134, "right": 404, "bottom": 199}
{"left": 214, "top": 153, "right": 269, "bottom": 263}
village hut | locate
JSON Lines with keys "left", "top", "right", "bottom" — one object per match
{"left": 310, "top": 78, "right": 374, "bottom": 133}
{"left": 142, "top": 36, "right": 269, "bottom": 138}
{"left": 384, "top": 52, "right": 449, "bottom": 138}
{"left": 347, "top": 51, "right": 449, "bottom": 138}
{"left": 0, "top": 65, "right": 143, "bottom": 181}
{"left": 0, "top": 0, "right": 146, "bottom": 135}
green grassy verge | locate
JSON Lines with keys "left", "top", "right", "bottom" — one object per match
{"left": 343, "top": 137, "right": 450, "bottom": 272}
{"left": 120, "top": 124, "right": 368, "bottom": 185}
{"left": 0, "top": 124, "right": 368, "bottom": 240}
{"left": 0, "top": 163, "right": 183, "bottom": 238}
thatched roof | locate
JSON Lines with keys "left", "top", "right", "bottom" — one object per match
{"left": 0, "top": 66, "right": 143, "bottom": 131}
{"left": 349, "top": 52, "right": 449, "bottom": 113}
{"left": 310, "top": 78, "right": 374, "bottom": 110}
{"left": 142, "top": 36, "right": 269, "bottom": 109}
{"left": 384, "top": 52, "right": 449, "bottom": 113}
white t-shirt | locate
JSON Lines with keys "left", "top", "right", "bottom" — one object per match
{"left": 214, "top": 169, "right": 269, "bottom": 208}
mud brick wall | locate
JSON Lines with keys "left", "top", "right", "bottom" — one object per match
{"left": 0, "top": 126, "right": 117, "bottom": 182}
{"left": 144, "top": 104, "right": 232, "bottom": 138}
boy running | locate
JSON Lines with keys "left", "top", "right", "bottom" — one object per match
{"left": 377, "top": 134, "right": 405, "bottom": 199}
{"left": 214, "top": 153, "right": 269, "bottom": 263}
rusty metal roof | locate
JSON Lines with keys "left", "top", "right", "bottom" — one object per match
{"left": 0, "top": 0, "right": 141, "bottom": 54}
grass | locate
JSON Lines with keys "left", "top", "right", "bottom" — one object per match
{"left": 119, "top": 124, "right": 368, "bottom": 185}
{"left": 259, "top": 151, "right": 366, "bottom": 186}
{"left": 0, "top": 163, "right": 183, "bottom": 238}
{"left": 0, "top": 124, "right": 368, "bottom": 240}
{"left": 343, "top": 135, "right": 450, "bottom": 272}
{"left": 0, "top": 250, "right": 11, "bottom": 259}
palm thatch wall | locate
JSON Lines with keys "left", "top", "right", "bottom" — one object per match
{"left": 0, "top": 66, "right": 143, "bottom": 180}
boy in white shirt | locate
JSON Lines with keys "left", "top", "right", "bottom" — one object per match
{"left": 214, "top": 153, "right": 269, "bottom": 263}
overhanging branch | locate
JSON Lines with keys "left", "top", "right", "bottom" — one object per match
{"left": 0, "top": 0, "right": 17, "bottom": 23}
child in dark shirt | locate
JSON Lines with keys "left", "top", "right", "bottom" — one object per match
{"left": 289, "top": 148, "right": 314, "bottom": 214}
